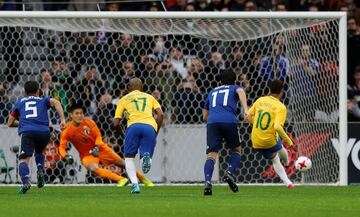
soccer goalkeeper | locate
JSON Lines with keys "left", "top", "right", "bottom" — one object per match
{"left": 59, "top": 103, "right": 153, "bottom": 187}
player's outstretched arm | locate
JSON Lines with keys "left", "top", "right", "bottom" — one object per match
{"left": 236, "top": 88, "right": 249, "bottom": 120}
{"left": 7, "top": 114, "right": 19, "bottom": 127}
{"left": 202, "top": 109, "right": 209, "bottom": 123}
{"left": 155, "top": 107, "right": 164, "bottom": 133}
{"left": 274, "top": 108, "right": 293, "bottom": 146}
{"left": 50, "top": 98, "right": 66, "bottom": 129}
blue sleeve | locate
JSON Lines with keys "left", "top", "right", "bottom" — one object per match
{"left": 44, "top": 97, "right": 51, "bottom": 109}
{"left": 204, "top": 95, "right": 209, "bottom": 110}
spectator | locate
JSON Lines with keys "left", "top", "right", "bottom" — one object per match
{"left": 168, "top": 0, "right": 187, "bottom": 11}
{"left": 67, "top": 0, "right": 100, "bottom": 11}
{"left": 39, "top": 68, "right": 53, "bottom": 97}
{"left": 112, "top": 61, "right": 137, "bottom": 93}
{"left": 227, "top": 46, "right": 245, "bottom": 71}
{"left": 229, "top": 0, "right": 246, "bottom": 11}
{"left": 276, "top": 2, "right": 287, "bottom": 11}
{"left": 291, "top": 44, "right": 320, "bottom": 121}
{"left": 348, "top": 17, "right": 360, "bottom": 85}
{"left": 149, "top": 2, "right": 161, "bottom": 11}
{"left": 348, "top": 67, "right": 360, "bottom": 121}
{"left": 171, "top": 79, "right": 204, "bottom": 124}
{"left": 201, "top": 50, "right": 226, "bottom": 93}
{"left": 196, "top": 0, "right": 209, "bottom": 10}
{"left": 0, "top": 0, "right": 16, "bottom": 10}
{"left": 185, "top": 3, "right": 196, "bottom": 11}
{"left": 0, "top": 81, "right": 11, "bottom": 124}
{"left": 208, "top": 0, "right": 224, "bottom": 11}
{"left": 153, "top": 36, "right": 168, "bottom": 62}
{"left": 73, "top": 66, "right": 105, "bottom": 115}
{"left": 106, "top": 2, "right": 120, "bottom": 11}
{"left": 145, "top": 61, "right": 182, "bottom": 106}
{"left": 308, "top": 4, "right": 319, "bottom": 11}
{"left": 112, "top": 33, "right": 139, "bottom": 64}
{"left": 93, "top": 94, "right": 116, "bottom": 137}
{"left": 139, "top": 54, "right": 157, "bottom": 80}
{"left": 151, "top": 87, "right": 167, "bottom": 112}
{"left": 244, "top": 0, "right": 257, "bottom": 11}
{"left": 259, "top": 38, "right": 289, "bottom": 83}
{"left": 169, "top": 46, "right": 188, "bottom": 79}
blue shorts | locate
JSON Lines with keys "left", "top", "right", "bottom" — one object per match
{"left": 19, "top": 131, "right": 50, "bottom": 159}
{"left": 124, "top": 123, "right": 157, "bottom": 158}
{"left": 206, "top": 123, "right": 240, "bottom": 154}
{"left": 254, "top": 139, "right": 283, "bottom": 159}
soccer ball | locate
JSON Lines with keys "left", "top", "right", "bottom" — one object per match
{"left": 295, "top": 156, "right": 312, "bottom": 172}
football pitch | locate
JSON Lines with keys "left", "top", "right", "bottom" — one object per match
{"left": 0, "top": 186, "right": 359, "bottom": 217}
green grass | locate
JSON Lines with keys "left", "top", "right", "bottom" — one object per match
{"left": 0, "top": 186, "right": 359, "bottom": 217}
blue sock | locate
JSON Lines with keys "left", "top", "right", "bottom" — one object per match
{"left": 228, "top": 152, "right": 241, "bottom": 175}
{"left": 19, "top": 162, "right": 30, "bottom": 184}
{"left": 204, "top": 158, "right": 215, "bottom": 184}
{"left": 35, "top": 153, "right": 45, "bottom": 172}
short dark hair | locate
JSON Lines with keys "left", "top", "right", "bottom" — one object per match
{"left": 220, "top": 70, "right": 237, "bottom": 85}
{"left": 68, "top": 103, "right": 86, "bottom": 113}
{"left": 269, "top": 79, "right": 284, "bottom": 94}
{"left": 24, "top": 81, "right": 39, "bottom": 95}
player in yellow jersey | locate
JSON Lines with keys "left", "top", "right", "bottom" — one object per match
{"left": 114, "top": 78, "right": 164, "bottom": 193}
{"left": 245, "top": 80, "right": 295, "bottom": 188}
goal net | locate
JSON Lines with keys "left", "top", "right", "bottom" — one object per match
{"left": 0, "top": 12, "right": 346, "bottom": 185}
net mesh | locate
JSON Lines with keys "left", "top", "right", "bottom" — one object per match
{"left": 0, "top": 16, "right": 340, "bottom": 184}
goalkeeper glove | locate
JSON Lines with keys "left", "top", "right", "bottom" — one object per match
{"left": 64, "top": 155, "right": 74, "bottom": 165}
{"left": 89, "top": 146, "right": 99, "bottom": 157}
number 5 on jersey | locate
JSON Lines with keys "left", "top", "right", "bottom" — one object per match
{"left": 25, "top": 101, "right": 38, "bottom": 118}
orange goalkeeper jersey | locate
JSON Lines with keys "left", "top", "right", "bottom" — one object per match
{"left": 59, "top": 118, "right": 106, "bottom": 159}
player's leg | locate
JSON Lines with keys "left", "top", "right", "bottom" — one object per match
{"left": 97, "top": 145, "right": 129, "bottom": 186}
{"left": 113, "top": 158, "right": 153, "bottom": 187}
{"left": 124, "top": 125, "right": 141, "bottom": 193}
{"left": 221, "top": 123, "right": 240, "bottom": 193}
{"left": 278, "top": 146, "right": 289, "bottom": 166}
{"left": 34, "top": 131, "right": 50, "bottom": 188}
{"left": 271, "top": 153, "right": 293, "bottom": 188}
{"left": 262, "top": 140, "right": 293, "bottom": 188}
{"left": 82, "top": 156, "right": 126, "bottom": 182}
{"left": 138, "top": 124, "right": 157, "bottom": 174}
{"left": 203, "top": 124, "right": 222, "bottom": 196}
{"left": 18, "top": 133, "right": 34, "bottom": 194}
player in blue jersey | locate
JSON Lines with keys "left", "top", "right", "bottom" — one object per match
{"left": 7, "top": 81, "right": 65, "bottom": 194}
{"left": 202, "top": 70, "right": 249, "bottom": 196}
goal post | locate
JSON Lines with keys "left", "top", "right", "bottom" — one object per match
{"left": 0, "top": 11, "right": 347, "bottom": 185}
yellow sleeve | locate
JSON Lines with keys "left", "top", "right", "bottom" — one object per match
{"left": 114, "top": 98, "right": 125, "bottom": 119}
{"left": 248, "top": 101, "right": 257, "bottom": 124}
{"left": 274, "top": 107, "right": 293, "bottom": 146}
{"left": 152, "top": 96, "right": 161, "bottom": 110}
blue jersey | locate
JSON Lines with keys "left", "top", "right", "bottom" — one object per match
{"left": 204, "top": 85, "right": 241, "bottom": 124}
{"left": 11, "top": 96, "right": 51, "bottom": 134}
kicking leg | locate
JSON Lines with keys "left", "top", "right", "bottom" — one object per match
{"left": 278, "top": 147, "right": 289, "bottom": 166}
{"left": 271, "top": 154, "right": 293, "bottom": 188}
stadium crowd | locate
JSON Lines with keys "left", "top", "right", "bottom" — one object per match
{"left": 0, "top": 0, "right": 360, "bottom": 129}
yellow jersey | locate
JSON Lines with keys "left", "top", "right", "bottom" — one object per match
{"left": 249, "top": 96, "right": 292, "bottom": 149}
{"left": 114, "top": 90, "right": 161, "bottom": 132}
